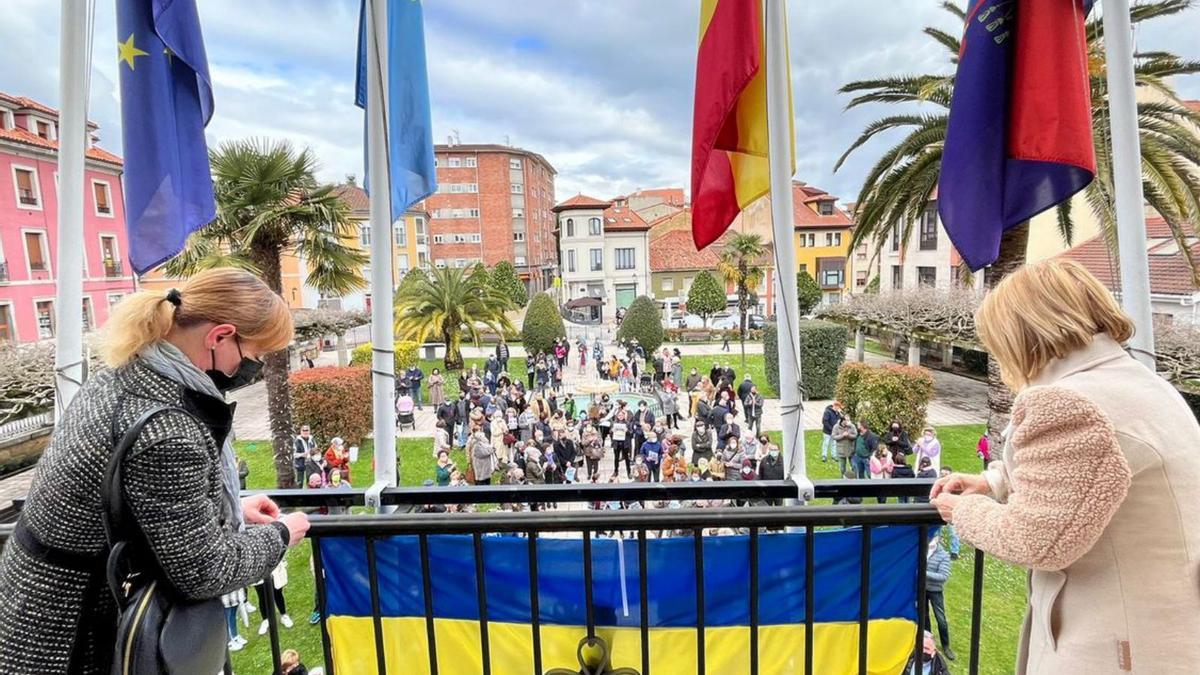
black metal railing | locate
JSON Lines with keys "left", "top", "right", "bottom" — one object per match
{"left": 0, "top": 480, "right": 986, "bottom": 675}
{"left": 0, "top": 261, "right": 9, "bottom": 282}
{"left": 103, "top": 259, "right": 122, "bottom": 277}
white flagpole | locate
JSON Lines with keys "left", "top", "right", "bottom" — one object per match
{"left": 1101, "top": 0, "right": 1155, "bottom": 369}
{"left": 366, "top": 0, "right": 397, "bottom": 496}
{"left": 764, "top": 0, "right": 813, "bottom": 502}
{"left": 54, "top": 0, "right": 90, "bottom": 418}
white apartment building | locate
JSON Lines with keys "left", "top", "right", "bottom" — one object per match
{"left": 877, "top": 199, "right": 985, "bottom": 294}
{"left": 553, "top": 194, "right": 652, "bottom": 321}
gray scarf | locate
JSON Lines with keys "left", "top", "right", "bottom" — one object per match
{"left": 138, "top": 341, "right": 244, "bottom": 531}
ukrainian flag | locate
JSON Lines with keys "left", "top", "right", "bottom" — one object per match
{"left": 321, "top": 527, "right": 922, "bottom": 674}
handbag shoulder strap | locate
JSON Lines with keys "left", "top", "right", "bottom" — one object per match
{"left": 100, "top": 405, "right": 190, "bottom": 549}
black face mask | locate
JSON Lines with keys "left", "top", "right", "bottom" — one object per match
{"left": 207, "top": 336, "right": 263, "bottom": 393}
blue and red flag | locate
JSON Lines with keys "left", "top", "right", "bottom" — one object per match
{"left": 938, "top": 0, "right": 1096, "bottom": 270}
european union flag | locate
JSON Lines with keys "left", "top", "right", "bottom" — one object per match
{"left": 938, "top": 0, "right": 1096, "bottom": 270}
{"left": 117, "top": 0, "right": 215, "bottom": 275}
{"left": 355, "top": 0, "right": 437, "bottom": 222}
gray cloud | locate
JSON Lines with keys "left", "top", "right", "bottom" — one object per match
{"left": 2, "top": 0, "right": 1197, "bottom": 206}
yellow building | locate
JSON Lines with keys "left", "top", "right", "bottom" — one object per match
{"left": 790, "top": 182, "right": 854, "bottom": 303}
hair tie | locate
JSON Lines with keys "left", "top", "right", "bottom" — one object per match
{"left": 165, "top": 289, "right": 182, "bottom": 307}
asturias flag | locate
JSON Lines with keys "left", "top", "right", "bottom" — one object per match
{"left": 938, "top": 0, "right": 1096, "bottom": 270}
{"left": 356, "top": 0, "right": 438, "bottom": 222}
{"left": 690, "top": 0, "right": 791, "bottom": 251}
{"left": 117, "top": 0, "right": 215, "bottom": 275}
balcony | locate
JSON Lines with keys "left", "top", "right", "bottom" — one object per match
{"left": 17, "top": 188, "right": 38, "bottom": 207}
{"left": 103, "top": 259, "right": 123, "bottom": 278}
{"left": 0, "top": 262, "right": 8, "bottom": 282}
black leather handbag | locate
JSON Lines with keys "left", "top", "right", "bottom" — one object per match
{"left": 102, "top": 406, "right": 230, "bottom": 675}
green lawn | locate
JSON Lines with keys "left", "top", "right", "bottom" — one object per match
{"left": 412, "top": 356, "right": 527, "bottom": 402}
{"left": 232, "top": 423, "right": 1022, "bottom": 674}
{"left": 678, "top": 353, "right": 777, "bottom": 398}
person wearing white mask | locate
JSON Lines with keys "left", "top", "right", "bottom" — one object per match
{"left": 914, "top": 426, "right": 942, "bottom": 472}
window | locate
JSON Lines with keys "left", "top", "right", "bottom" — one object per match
{"left": 509, "top": 158, "right": 522, "bottom": 169}
{"left": 0, "top": 304, "right": 13, "bottom": 343}
{"left": 825, "top": 232, "right": 835, "bottom": 247}
{"left": 661, "top": 277, "right": 674, "bottom": 291}
{"left": 447, "top": 157, "right": 461, "bottom": 167}
{"left": 468, "top": 208, "right": 480, "bottom": 218}
{"left": 510, "top": 183, "right": 524, "bottom": 194}
{"left": 856, "top": 271, "right": 868, "bottom": 288}
{"left": 515, "top": 256, "right": 527, "bottom": 266}
{"left": 798, "top": 233, "right": 815, "bottom": 247}
{"left": 917, "top": 266, "right": 937, "bottom": 287}
{"left": 951, "top": 266, "right": 964, "bottom": 288}
{"left": 454, "top": 259, "right": 466, "bottom": 268}
{"left": 35, "top": 120, "right": 51, "bottom": 140}
{"left": 821, "top": 268, "right": 844, "bottom": 288}
{"left": 433, "top": 234, "right": 445, "bottom": 244}
{"left": 818, "top": 258, "right": 845, "bottom": 288}
{"left": 35, "top": 300, "right": 54, "bottom": 339}
{"left": 435, "top": 259, "right": 447, "bottom": 268}
{"left": 567, "top": 250, "right": 576, "bottom": 272}
{"left": 13, "top": 167, "right": 39, "bottom": 208}
{"left": 799, "top": 263, "right": 808, "bottom": 274}
{"left": 394, "top": 224, "right": 407, "bottom": 247}
{"left": 566, "top": 218, "right": 575, "bottom": 237}
{"left": 100, "top": 235, "right": 121, "bottom": 276}
{"left": 82, "top": 298, "right": 93, "bottom": 332}
{"left": 513, "top": 208, "right": 525, "bottom": 219}
{"left": 464, "top": 157, "right": 477, "bottom": 168}
{"left": 589, "top": 248, "right": 603, "bottom": 271}
{"left": 513, "top": 232, "right": 525, "bottom": 242}
{"left": 919, "top": 204, "right": 938, "bottom": 251}
{"left": 818, "top": 201, "right": 834, "bottom": 216}
{"left": 469, "top": 233, "right": 482, "bottom": 243}
{"left": 835, "top": 233, "right": 843, "bottom": 246}
{"left": 890, "top": 222, "right": 901, "bottom": 252}
{"left": 433, "top": 158, "right": 439, "bottom": 167}
{"left": 589, "top": 217, "right": 602, "bottom": 235}
{"left": 107, "top": 293, "right": 124, "bottom": 309}
{"left": 24, "top": 231, "right": 49, "bottom": 273}
{"left": 614, "top": 248, "right": 635, "bottom": 270}
{"left": 92, "top": 181, "right": 113, "bottom": 216}
{"left": 415, "top": 216, "right": 426, "bottom": 234}
{"left": 891, "top": 265, "right": 903, "bottom": 290}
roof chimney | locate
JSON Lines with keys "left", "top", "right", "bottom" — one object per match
{"left": 346, "top": 173, "right": 357, "bottom": 186}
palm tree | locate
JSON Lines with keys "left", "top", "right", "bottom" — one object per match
{"left": 394, "top": 266, "right": 515, "bottom": 370}
{"left": 837, "top": 0, "right": 1200, "bottom": 440}
{"left": 717, "top": 232, "right": 767, "bottom": 343}
{"left": 166, "top": 139, "right": 367, "bottom": 488}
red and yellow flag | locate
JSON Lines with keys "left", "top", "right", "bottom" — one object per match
{"left": 691, "top": 0, "right": 790, "bottom": 250}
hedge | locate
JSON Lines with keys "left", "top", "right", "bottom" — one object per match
{"left": 616, "top": 295, "right": 665, "bottom": 354}
{"left": 834, "top": 362, "right": 934, "bottom": 434}
{"left": 349, "top": 340, "right": 419, "bottom": 373}
{"left": 492, "top": 260, "right": 528, "bottom": 307}
{"left": 665, "top": 328, "right": 763, "bottom": 343}
{"left": 289, "top": 367, "right": 373, "bottom": 447}
{"left": 764, "top": 320, "right": 848, "bottom": 400}
{"left": 521, "top": 292, "right": 566, "bottom": 356}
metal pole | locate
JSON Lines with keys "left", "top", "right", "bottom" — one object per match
{"left": 54, "top": 0, "right": 90, "bottom": 417}
{"left": 1101, "top": 0, "right": 1155, "bottom": 369}
{"left": 366, "top": 0, "right": 397, "bottom": 495}
{"left": 764, "top": 0, "right": 813, "bottom": 502}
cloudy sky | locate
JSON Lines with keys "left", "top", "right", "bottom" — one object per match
{"left": 3, "top": 0, "right": 1198, "bottom": 205}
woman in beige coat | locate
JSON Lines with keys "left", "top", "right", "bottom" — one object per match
{"left": 931, "top": 260, "right": 1200, "bottom": 674}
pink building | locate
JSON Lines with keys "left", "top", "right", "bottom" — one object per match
{"left": 0, "top": 93, "right": 136, "bottom": 343}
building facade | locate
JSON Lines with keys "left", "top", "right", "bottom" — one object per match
{"left": 427, "top": 143, "right": 557, "bottom": 296}
{"left": 0, "top": 93, "right": 137, "bottom": 343}
{"left": 553, "top": 194, "right": 652, "bottom": 319}
{"left": 875, "top": 198, "right": 985, "bottom": 295}
{"left": 791, "top": 182, "right": 853, "bottom": 304}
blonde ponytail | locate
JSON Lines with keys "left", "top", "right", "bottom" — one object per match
{"left": 101, "top": 267, "right": 294, "bottom": 366}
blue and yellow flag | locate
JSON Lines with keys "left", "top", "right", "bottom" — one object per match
{"left": 116, "top": 0, "right": 215, "bottom": 274}
{"left": 321, "top": 527, "right": 923, "bottom": 674}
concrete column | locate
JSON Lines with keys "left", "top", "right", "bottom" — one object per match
{"left": 854, "top": 327, "right": 865, "bottom": 362}
{"left": 288, "top": 346, "right": 301, "bottom": 371}
{"left": 942, "top": 343, "right": 955, "bottom": 368}
{"left": 336, "top": 332, "right": 348, "bottom": 367}
{"left": 907, "top": 338, "right": 921, "bottom": 367}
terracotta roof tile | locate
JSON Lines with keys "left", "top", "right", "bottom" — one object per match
{"left": 650, "top": 228, "right": 722, "bottom": 272}
{"left": 792, "top": 182, "right": 853, "bottom": 229}
{"left": 1059, "top": 216, "right": 1199, "bottom": 296}
{"left": 552, "top": 193, "right": 612, "bottom": 212}
{"left": 333, "top": 184, "right": 370, "bottom": 216}
{"left": 628, "top": 187, "right": 686, "bottom": 206}
{"left": 0, "top": 125, "right": 122, "bottom": 166}
{"left": 603, "top": 204, "right": 650, "bottom": 232}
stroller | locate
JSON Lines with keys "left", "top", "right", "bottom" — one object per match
{"left": 396, "top": 394, "right": 416, "bottom": 431}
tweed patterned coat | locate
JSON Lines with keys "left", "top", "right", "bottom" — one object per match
{"left": 0, "top": 360, "right": 290, "bottom": 674}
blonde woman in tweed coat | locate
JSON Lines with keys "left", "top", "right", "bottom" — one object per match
{"left": 0, "top": 269, "right": 311, "bottom": 674}
{"left": 931, "top": 260, "right": 1200, "bottom": 674}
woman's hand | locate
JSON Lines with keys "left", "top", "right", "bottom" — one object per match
{"left": 280, "top": 512, "right": 311, "bottom": 547}
{"left": 929, "top": 472, "right": 990, "bottom": 500}
{"left": 241, "top": 494, "right": 281, "bottom": 524}
{"left": 930, "top": 493, "right": 960, "bottom": 523}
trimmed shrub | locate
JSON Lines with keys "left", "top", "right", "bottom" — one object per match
{"left": 289, "top": 367, "right": 373, "bottom": 447}
{"left": 349, "top": 340, "right": 419, "bottom": 373}
{"left": 686, "top": 270, "right": 726, "bottom": 324}
{"left": 468, "top": 262, "right": 491, "bottom": 287}
{"left": 521, "top": 292, "right": 566, "bottom": 356}
{"left": 492, "top": 260, "right": 528, "bottom": 307}
{"left": 835, "top": 362, "right": 934, "bottom": 434}
{"left": 764, "top": 320, "right": 848, "bottom": 399}
{"left": 616, "top": 295, "right": 665, "bottom": 354}
{"left": 797, "top": 270, "right": 822, "bottom": 316}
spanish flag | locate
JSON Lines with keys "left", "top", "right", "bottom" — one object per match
{"left": 691, "top": 0, "right": 792, "bottom": 250}
{"left": 320, "top": 526, "right": 923, "bottom": 674}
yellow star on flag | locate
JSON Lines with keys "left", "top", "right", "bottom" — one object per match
{"left": 118, "top": 33, "right": 149, "bottom": 70}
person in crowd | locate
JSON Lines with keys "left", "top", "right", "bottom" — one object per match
{"left": 835, "top": 470, "right": 863, "bottom": 505}
{"left": 524, "top": 447, "right": 546, "bottom": 488}
{"left": 890, "top": 452, "right": 915, "bottom": 503}
{"left": 930, "top": 260, "right": 1200, "bottom": 673}
{"left": 467, "top": 431, "right": 498, "bottom": 485}
{"left": 906, "top": 632, "right": 951, "bottom": 675}
{"left": 718, "top": 412, "right": 741, "bottom": 455}
{"left": 709, "top": 361, "right": 723, "bottom": 386}
{"left": 611, "top": 409, "right": 632, "bottom": 479}
{"left": 661, "top": 443, "right": 685, "bottom": 482}
{"left": 671, "top": 348, "right": 684, "bottom": 386}
{"left": 722, "top": 437, "right": 745, "bottom": 483}
{"left": 433, "top": 419, "right": 452, "bottom": 460}
{"left": 913, "top": 426, "right": 941, "bottom": 472}
{"left": 737, "top": 373, "right": 754, "bottom": 404}
{"left": 552, "top": 428, "right": 578, "bottom": 477}
{"left": 743, "top": 386, "right": 765, "bottom": 436}
{"left": 328, "top": 467, "right": 351, "bottom": 489}
{"left": 832, "top": 413, "right": 858, "bottom": 477}
{"left": 708, "top": 454, "right": 726, "bottom": 481}
{"left": 914, "top": 457, "right": 937, "bottom": 503}
{"left": 640, "top": 431, "right": 663, "bottom": 482}
{"left": 691, "top": 419, "right": 715, "bottom": 464}
{"left": 975, "top": 432, "right": 991, "bottom": 471}
{"left": 658, "top": 382, "right": 680, "bottom": 430}
{"left": 280, "top": 648, "right": 309, "bottom": 675}
{"left": 255, "top": 559, "right": 294, "bottom": 635}
{"left": 884, "top": 420, "right": 911, "bottom": 461}
{"left": 924, "top": 536, "right": 955, "bottom": 661}
{"left": 436, "top": 392, "right": 457, "bottom": 439}
{"left": 581, "top": 423, "right": 603, "bottom": 479}
{"left": 305, "top": 446, "right": 329, "bottom": 486}
{"left": 435, "top": 450, "right": 455, "bottom": 487}
{"left": 721, "top": 330, "right": 731, "bottom": 352}
{"left": 758, "top": 441, "right": 785, "bottom": 503}
{"left": 223, "top": 587, "right": 247, "bottom": 652}
{"left": 938, "top": 466, "right": 960, "bottom": 560}
{"left": 632, "top": 400, "right": 654, "bottom": 454}
{"left": 739, "top": 457, "right": 757, "bottom": 482}
{"left": 490, "top": 412, "right": 511, "bottom": 464}
{"left": 454, "top": 391, "right": 471, "bottom": 447}
{"left": 293, "top": 424, "right": 316, "bottom": 487}
{"left": 428, "top": 367, "right": 446, "bottom": 407}
{"left": 852, "top": 420, "right": 877, "bottom": 479}
{"left": 2, "top": 269, "right": 314, "bottom": 672}
{"left": 406, "top": 363, "right": 425, "bottom": 410}
{"left": 869, "top": 444, "right": 894, "bottom": 481}
{"left": 526, "top": 357, "right": 537, "bottom": 391}
{"left": 820, "top": 401, "right": 843, "bottom": 462}
{"left": 396, "top": 366, "right": 412, "bottom": 400}
{"left": 496, "top": 339, "right": 511, "bottom": 372}
{"left": 578, "top": 339, "right": 589, "bottom": 374}
{"left": 324, "top": 437, "right": 351, "bottom": 484}
{"left": 237, "top": 454, "right": 250, "bottom": 490}
{"left": 715, "top": 385, "right": 737, "bottom": 418}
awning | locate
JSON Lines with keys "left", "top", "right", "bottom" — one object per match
{"left": 565, "top": 297, "right": 605, "bottom": 309}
